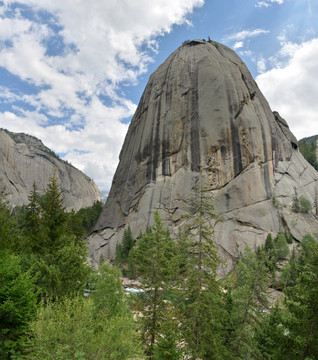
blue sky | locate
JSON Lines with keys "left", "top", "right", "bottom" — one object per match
{"left": 0, "top": 0, "right": 318, "bottom": 192}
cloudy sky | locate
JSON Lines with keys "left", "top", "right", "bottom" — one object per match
{"left": 0, "top": 0, "right": 317, "bottom": 192}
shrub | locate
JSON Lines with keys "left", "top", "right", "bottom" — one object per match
{"left": 299, "top": 195, "right": 312, "bottom": 213}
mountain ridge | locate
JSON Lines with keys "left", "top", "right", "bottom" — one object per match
{"left": 0, "top": 128, "right": 100, "bottom": 212}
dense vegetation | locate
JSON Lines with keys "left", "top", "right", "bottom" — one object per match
{"left": 1, "top": 176, "right": 317, "bottom": 359}
{"left": 0, "top": 177, "right": 104, "bottom": 359}
{"left": 299, "top": 135, "right": 318, "bottom": 171}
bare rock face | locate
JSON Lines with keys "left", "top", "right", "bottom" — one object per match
{"left": 0, "top": 129, "right": 100, "bottom": 212}
{"left": 88, "top": 40, "right": 318, "bottom": 274}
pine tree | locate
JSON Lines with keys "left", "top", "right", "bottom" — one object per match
{"left": 21, "top": 173, "right": 91, "bottom": 297}
{"left": 0, "top": 251, "right": 37, "bottom": 359}
{"left": 22, "top": 182, "right": 43, "bottom": 254}
{"left": 257, "top": 237, "right": 318, "bottom": 360}
{"left": 228, "top": 246, "right": 270, "bottom": 359}
{"left": 132, "top": 210, "right": 179, "bottom": 359}
{"left": 274, "top": 233, "right": 289, "bottom": 260}
{"left": 292, "top": 187, "right": 300, "bottom": 213}
{"left": 40, "top": 172, "right": 68, "bottom": 246}
{"left": 278, "top": 238, "right": 318, "bottom": 359}
{"left": 115, "top": 226, "right": 136, "bottom": 277}
{"left": 0, "top": 185, "right": 20, "bottom": 252}
{"left": 121, "top": 226, "right": 134, "bottom": 261}
{"left": 178, "top": 178, "right": 228, "bottom": 360}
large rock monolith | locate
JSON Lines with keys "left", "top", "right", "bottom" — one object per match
{"left": 88, "top": 40, "right": 318, "bottom": 275}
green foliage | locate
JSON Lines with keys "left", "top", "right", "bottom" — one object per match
{"left": 258, "top": 237, "right": 318, "bottom": 359}
{"left": 299, "top": 140, "right": 318, "bottom": 171}
{"left": 121, "top": 226, "right": 134, "bottom": 260}
{"left": 176, "top": 179, "right": 228, "bottom": 360}
{"left": 115, "top": 226, "right": 136, "bottom": 277}
{"left": 115, "top": 228, "right": 136, "bottom": 278}
{"left": 71, "top": 201, "right": 103, "bottom": 235}
{"left": 20, "top": 174, "right": 91, "bottom": 297}
{"left": 272, "top": 194, "right": 282, "bottom": 209}
{"left": 285, "top": 232, "right": 293, "bottom": 244}
{"left": 132, "top": 210, "right": 179, "bottom": 359}
{"left": 0, "top": 186, "right": 20, "bottom": 252}
{"left": 153, "top": 310, "right": 183, "bottom": 360}
{"left": 274, "top": 233, "right": 289, "bottom": 260}
{"left": 24, "top": 267, "right": 143, "bottom": 360}
{"left": 91, "top": 264, "right": 126, "bottom": 318}
{"left": 264, "top": 233, "right": 274, "bottom": 253}
{"left": 292, "top": 187, "right": 300, "bottom": 213}
{"left": 299, "top": 195, "right": 312, "bottom": 213}
{"left": 0, "top": 251, "right": 37, "bottom": 359}
{"left": 280, "top": 247, "right": 298, "bottom": 288}
{"left": 292, "top": 187, "right": 312, "bottom": 213}
{"left": 227, "top": 246, "right": 270, "bottom": 359}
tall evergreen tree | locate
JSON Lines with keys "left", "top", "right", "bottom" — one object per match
{"left": 256, "top": 237, "right": 318, "bottom": 360}
{"left": 0, "top": 185, "right": 20, "bottom": 252}
{"left": 22, "top": 182, "right": 43, "bottom": 254}
{"left": 178, "top": 178, "right": 228, "bottom": 360}
{"left": 228, "top": 246, "right": 270, "bottom": 359}
{"left": 132, "top": 210, "right": 180, "bottom": 359}
{"left": 278, "top": 238, "right": 318, "bottom": 359}
{"left": 0, "top": 251, "right": 37, "bottom": 359}
{"left": 21, "top": 173, "right": 91, "bottom": 297}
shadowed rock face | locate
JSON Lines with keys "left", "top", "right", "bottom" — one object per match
{"left": 89, "top": 40, "right": 318, "bottom": 274}
{"left": 0, "top": 129, "right": 100, "bottom": 212}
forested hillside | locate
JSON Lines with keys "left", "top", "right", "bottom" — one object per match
{"left": 1, "top": 177, "right": 317, "bottom": 359}
{"left": 299, "top": 135, "right": 318, "bottom": 171}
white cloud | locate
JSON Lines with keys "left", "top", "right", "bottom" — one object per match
{"left": 256, "top": 0, "right": 284, "bottom": 8}
{"left": 0, "top": 0, "right": 204, "bottom": 191}
{"left": 233, "top": 41, "right": 244, "bottom": 49}
{"left": 256, "top": 57, "right": 266, "bottom": 73}
{"left": 225, "top": 28, "right": 269, "bottom": 41}
{"left": 256, "top": 38, "right": 318, "bottom": 140}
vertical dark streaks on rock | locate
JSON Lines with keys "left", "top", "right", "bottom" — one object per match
{"left": 250, "top": 101, "right": 273, "bottom": 199}
{"left": 152, "top": 98, "right": 161, "bottom": 181}
{"left": 225, "top": 191, "right": 230, "bottom": 212}
{"left": 189, "top": 50, "right": 201, "bottom": 172}
{"left": 145, "top": 115, "right": 154, "bottom": 183}
{"left": 263, "top": 162, "right": 272, "bottom": 199}
{"left": 161, "top": 53, "right": 176, "bottom": 177}
{"left": 230, "top": 117, "right": 243, "bottom": 176}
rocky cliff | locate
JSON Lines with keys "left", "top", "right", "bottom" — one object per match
{"left": 88, "top": 40, "right": 318, "bottom": 274}
{"left": 0, "top": 129, "right": 100, "bottom": 212}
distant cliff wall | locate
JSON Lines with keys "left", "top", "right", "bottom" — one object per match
{"left": 0, "top": 129, "right": 100, "bottom": 212}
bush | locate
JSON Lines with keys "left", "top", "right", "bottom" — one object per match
{"left": 299, "top": 195, "right": 312, "bottom": 213}
{"left": 24, "top": 264, "right": 143, "bottom": 360}
{"left": 292, "top": 188, "right": 312, "bottom": 213}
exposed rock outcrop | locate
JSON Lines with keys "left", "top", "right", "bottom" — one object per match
{"left": 88, "top": 40, "right": 318, "bottom": 274}
{"left": 0, "top": 129, "right": 100, "bottom": 211}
